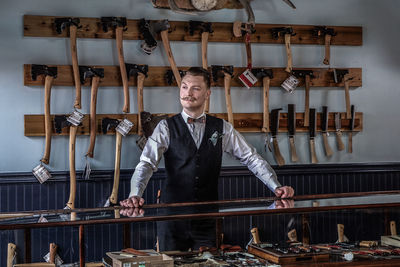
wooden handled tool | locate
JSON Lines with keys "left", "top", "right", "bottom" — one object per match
{"left": 321, "top": 106, "right": 333, "bottom": 157}
{"left": 324, "top": 34, "right": 332, "bottom": 65}
{"left": 211, "top": 65, "right": 234, "bottom": 125}
{"left": 272, "top": 138, "right": 285, "bottom": 166}
{"left": 251, "top": 227, "right": 261, "bottom": 244}
{"left": 334, "top": 113, "right": 345, "bottom": 151}
{"left": 292, "top": 70, "right": 314, "bottom": 127}
{"left": 313, "top": 27, "right": 336, "bottom": 65}
{"left": 348, "top": 105, "right": 355, "bottom": 153}
{"left": 31, "top": 65, "right": 57, "bottom": 165}
{"left": 49, "top": 243, "right": 57, "bottom": 264}
{"left": 334, "top": 69, "right": 352, "bottom": 119}
{"left": 7, "top": 243, "right": 16, "bottom": 267}
{"left": 252, "top": 68, "right": 273, "bottom": 132}
{"left": 271, "top": 108, "right": 285, "bottom": 166}
{"left": 309, "top": 108, "right": 318, "bottom": 163}
{"left": 391, "top": 221, "right": 397, "bottom": 236}
{"left": 288, "top": 104, "right": 299, "bottom": 162}
{"left": 284, "top": 33, "right": 293, "bottom": 73}
{"left": 109, "top": 131, "right": 122, "bottom": 205}
{"left": 67, "top": 125, "right": 78, "bottom": 210}
{"left": 337, "top": 224, "right": 345, "bottom": 243}
{"left": 288, "top": 229, "right": 298, "bottom": 242}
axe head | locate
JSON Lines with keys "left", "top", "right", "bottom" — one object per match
{"left": 165, "top": 69, "right": 186, "bottom": 85}
{"left": 54, "top": 17, "right": 81, "bottom": 34}
{"left": 251, "top": 68, "right": 273, "bottom": 79}
{"left": 101, "top": 118, "right": 120, "bottom": 134}
{"left": 313, "top": 26, "right": 337, "bottom": 37}
{"left": 126, "top": 63, "right": 149, "bottom": 78}
{"left": 151, "top": 19, "right": 170, "bottom": 33}
{"left": 31, "top": 64, "right": 57, "bottom": 80}
{"left": 292, "top": 69, "right": 315, "bottom": 79}
{"left": 211, "top": 65, "right": 234, "bottom": 82}
{"left": 139, "top": 18, "right": 157, "bottom": 54}
{"left": 54, "top": 115, "right": 70, "bottom": 134}
{"left": 188, "top": 21, "right": 213, "bottom": 35}
{"left": 100, "top": 17, "right": 127, "bottom": 32}
{"left": 333, "top": 69, "right": 349, "bottom": 83}
{"left": 271, "top": 27, "right": 296, "bottom": 39}
{"left": 79, "top": 66, "right": 105, "bottom": 84}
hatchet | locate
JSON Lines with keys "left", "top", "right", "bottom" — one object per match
{"left": 189, "top": 21, "right": 213, "bottom": 113}
{"left": 211, "top": 65, "right": 234, "bottom": 125}
{"left": 287, "top": 104, "right": 299, "bottom": 162}
{"left": 334, "top": 112, "right": 345, "bottom": 151}
{"left": 321, "top": 106, "right": 333, "bottom": 157}
{"left": 272, "top": 27, "right": 296, "bottom": 73}
{"left": 126, "top": 64, "right": 149, "bottom": 137}
{"left": 252, "top": 68, "right": 273, "bottom": 132}
{"left": 309, "top": 108, "right": 318, "bottom": 163}
{"left": 101, "top": 17, "right": 130, "bottom": 113}
{"left": 102, "top": 118, "right": 133, "bottom": 207}
{"left": 7, "top": 243, "right": 16, "bottom": 267}
{"left": 79, "top": 66, "right": 104, "bottom": 158}
{"left": 31, "top": 64, "right": 58, "bottom": 165}
{"left": 334, "top": 69, "right": 353, "bottom": 119}
{"left": 138, "top": 18, "right": 158, "bottom": 55}
{"left": 292, "top": 70, "right": 314, "bottom": 127}
{"left": 348, "top": 105, "right": 355, "bottom": 153}
{"left": 271, "top": 108, "right": 285, "bottom": 166}
{"left": 152, "top": 19, "right": 181, "bottom": 88}
{"left": 313, "top": 26, "right": 337, "bottom": 65}
{"left": 54, "top": 17, "right": 82, "bottom": 109}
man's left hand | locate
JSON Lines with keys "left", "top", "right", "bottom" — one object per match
{"left": 274, "top": 186, "right": 294, "bottom": 198}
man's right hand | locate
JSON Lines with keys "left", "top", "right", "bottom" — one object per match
{"left": 120, "top": 196, "right": 145, "bottom": 208}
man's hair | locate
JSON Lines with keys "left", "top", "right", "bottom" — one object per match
{"left": 184, "top": 67, "right": 211, "bottom": 89}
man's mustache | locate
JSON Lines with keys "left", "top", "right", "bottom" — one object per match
{"left": 181, "top": 96, "right": 197, "bottom": 101}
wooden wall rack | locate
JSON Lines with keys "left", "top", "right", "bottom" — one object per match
{"left": 24, "top": 64, "right": 362, "bottom": 88}
{"left": 24, "top": 15, "right": 362, "bottom": 45}
{"left": 24, "top": 112, "right": 362, "bottom": 136}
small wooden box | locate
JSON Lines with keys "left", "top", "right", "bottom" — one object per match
{"left": 106, "top": 250, "right": 173, "bottom": 267}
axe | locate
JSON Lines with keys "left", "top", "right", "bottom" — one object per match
{"left": 152, "top": 20, "right": 181, "bottom": 88}
{"left": 271, "top": 27, "right": 296, "bottom": 73}
{"left": 321, "top": 106, "right": 333, "bottom": 157}
{"left": 54, "top": 17, "right": 82, "bottom": 109}
{"left": 138, "top": 18, "right": 157, "bottom": 55}
{"left": 252, "top": 68, "right": 273, "bottom": 132}
{"left": 334, "top": 69, "right": 353, "bottom": 119}
{"left": 165, "top": 69, "right": 186, "bottom": 86}
{"left": 126, "top": 64, "right": 149, "bottom": 137}
{"left": 101, "top": 17, "right": 130, "bottom": 113}
{"left": 292, "top": 70, "right": 314, "bottom": 127}
{"left": 43, "top": 243, "right": 63, "bottom": 265}
{"left": 102, "top": 118, "right": 133, "bottom": 207}
{"left": 211, "top": 65, "right": 235, "bottom": 125}
{"left": 313, "top": 26, "right": 337, "bottom": 65}
{"left": 7, "top": 243, "right": 16, "bottom": 267}
{"left": 31, "top": 64, "right": 57, "bottom": 165}
{"left": 136, "top": 112, "right": 169, "bottom": 150}
{"left": 54, "top": 111, "right": 84, "bottom": 212}
{"left": 79, "top": 66, "right": 105, "bottom": 158}
{"left": 189, "top": 21, "right": 213, "bottom": 113}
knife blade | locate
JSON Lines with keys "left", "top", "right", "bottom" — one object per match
{"left": 348, "top": 105, "right": 355, "bottom": 153}
{"left": 321, "top": 106, "right": 333, "bottom": 157}
{"left": 334, "top": 113, "right": 345, "bottom": 151}
{"left": 287, "top": 104, "right": 298, "bottom": 162}
{"left": 309, "top": 108, "right": 318, "bottom": 163}
{"left": 271, "top": 108, "right": 285, "bottom": 166}
{"left": 282, "top": 0, "right": 296, "bottom": 9}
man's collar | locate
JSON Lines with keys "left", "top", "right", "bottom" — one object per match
{"left": 181, "top": 110, "right": 205, "bottom": 122}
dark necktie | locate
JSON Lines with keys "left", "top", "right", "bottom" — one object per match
{"left": 187, "top": 116, "right": 206, "bottom": 124}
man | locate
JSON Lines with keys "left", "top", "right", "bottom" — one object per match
{"left": 120, "top": 67, "right": 294, "bottom": 250}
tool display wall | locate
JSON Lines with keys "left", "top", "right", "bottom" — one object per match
{"left": 23, "top": 14, "right": 363, "bottom": 168}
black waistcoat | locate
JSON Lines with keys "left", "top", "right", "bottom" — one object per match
{"left": 162, "top": 114, "right": 223, "bottom": 203}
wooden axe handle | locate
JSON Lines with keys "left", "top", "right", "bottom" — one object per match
{"left": 70, "top": 25, "right": 81, "bottom": 109}
{"left": 86, "top": 76, "right": 100, "bottom": 158}
{"left": 110, "top": 131, "right": 122, "bottom": 205}
{"left": 309, "top": 138, "right": 318, "bottom": 164}
{"left": 67, "top": 125, "right": 78, "bottom": 210}
{"left": 245, "top": 33, "right": 252, "bottom": 69}
{"left": 273, "top": 138, "right": 285, "bottom": 166}
{"left": 49, "top": 243, "right": 57, "bottom": 264}
{"left": 323, "top": 34, "right": 332, "bottom": 65}
{"left": 284, "top": 33, "right": 293, "bottom": 73}
{"left": 262, "top": 76, "right": 270, "bottom": 132}
{"left": 223, "top": 73, "right": 234, "bottom": 125}
{"left": 201, "top": 31, "right": 210, "bottom": 114}
{"left": 335, "top": 131, "right": 345, "bottom": 151}
{"left": 391, "top": 220, "right": 397, "bottom": 236}
{"left": 41, "top": 75, "right": 54, "bottom": 165}
{"left": 344, "top": 77, "right": 351, "bottom": 119}
{"left": 137, "top": 73, "right": 145, "bottom": 136}
{"left": 337, "top": 224, "right": 345, "bottom": 243}
{"left": 322, "top": 132, "right": 333, "bottom": 157}
{"left": 303, "top": 74, "right": 311, "bottom": 127}
{"left": 289, "top": 137, "right": 299, "bottom": 162}
{"left": 348, "top": 132, "right": 353, "bottom": 153}
{"left": 251, "top": 227, "right": 261, "bottom": 244}
{"left": 116, "top": 26, "right": 130, "bottom": 113}
{"left": 7, "top": 243, "right": 16, "bottom": 267}
{"left": 160, "top": 30, "right": 181, "bottom": 88}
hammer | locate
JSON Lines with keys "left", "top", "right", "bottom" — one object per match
{"left": 292, "top": 70, "right": 315, "bottom": 127}
{"left": 54, "top": 17, "right": 82, "bottom": 109}
{"left": 126, "top": 63, "right": 149, "bottom": 136}
{"left": 211, "top": 65, "right": 235, "bottom": 125}
{"left": 313, "top": 26, "right": 337, "bottom": 65}
{"left": 334, "top": 69, "right": 352, "bottom": 119}
{"left": 79, "top": 66, "right": 104, "bottom": 158}
{"left": 31, "top": 64, "right": 57, "bottom": 165}
{"left": 189, "top": 21, "right": 213, "bottom": 113}
{"left": 101, "top": 17, "right": 130, "bottom": 113}
{"left": 251, "top": 68, "right": 273, "bottom": 132}
{"left": 271, "top": 27, "right": 296, "bottom": 73}
{"left": 152, "top": 20, "right": 181, "bottom": 88}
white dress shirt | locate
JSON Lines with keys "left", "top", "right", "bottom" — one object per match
{"left": 129, "top": 110, "right": 281, "bottom": 198}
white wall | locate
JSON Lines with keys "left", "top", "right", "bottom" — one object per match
{"left": 0, "top": 0, "right": 399, "bottom": 173}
